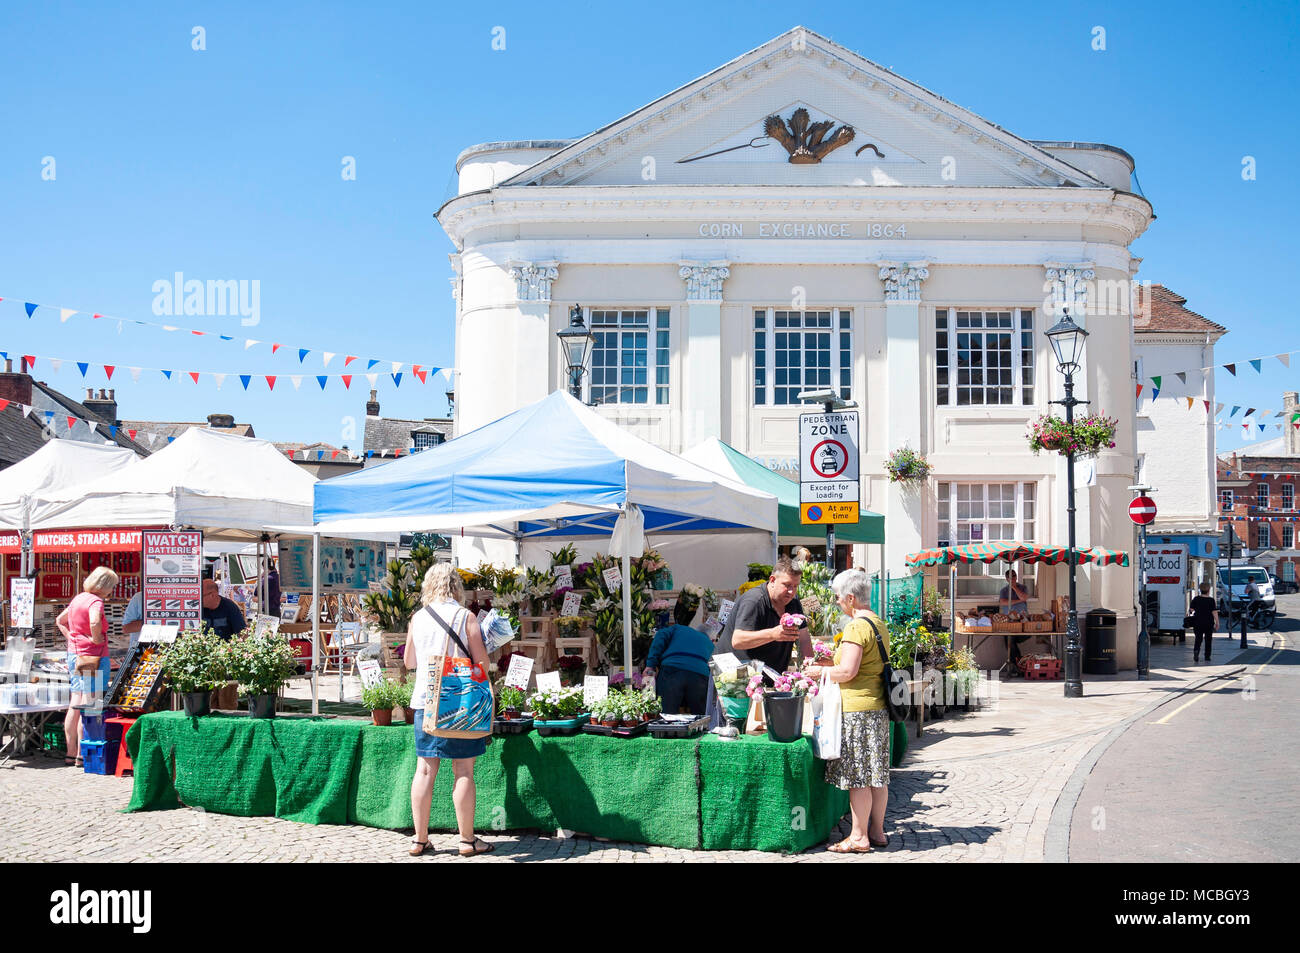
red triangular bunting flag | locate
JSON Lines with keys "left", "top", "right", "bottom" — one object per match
{"left": 128, "top": 429, "right": 137, "bottom": 440}
{"left": 331, "top": 450, "right": 339, "bottom": 460}
{"left": 266, "top": 376, "right": 277, "bottom": 390}
{"left": 413, "top": 365, "right": 427, "bottom": 383}
{"left": 67, "top": 416, "right": 77, "bottom": 430}
{"left": 189, "top": 372, "right": 200, "bottom": 384}
{"left": 0, "top": 399, "right": 8, "bottom": 413}
{"left": 344, "top": 356, "right": 357, "bottom": 366}
{"left": 93, "top": 313, "right": 102, "bottom": 319}
{"left": 1204, "top": 400, "right": 1210, "bottom": 412}
{"left": 341, "top": 375, "right": 352, "bottom": 389}
{"left": 271, "top": 344, "right": 281, "bottom": 354}
{"left": 104, "top": 365, "right": 115, "bottom": 379}
{"left": 286, "top": 450, "right": 294, "bottom": 459}
{"left": 23, "top": 355, "right": 35, "bottom": 370}
{"left": 192, "top": 330, "right": 204, "bottom": 336}
{"left": 1136, "top": 384, "right": 1143, "bottom": 399}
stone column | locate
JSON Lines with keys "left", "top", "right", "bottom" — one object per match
{"left": 508, "top": 257, "right": 559, "bottom": 406}
{"left": 878, "top": 261, "right": 929, "bottom": 572}
{"left": 678, "top": 261, "right": 729, "bottom": 448}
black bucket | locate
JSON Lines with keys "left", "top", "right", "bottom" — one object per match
{"left": 763, "top": 692, "right": 804, "bottom": 743}
{"left": 181, "top": 691, "right": 211, "bottom": 717}
{"left": 247, "top": 693, "right": 277, "bottom": 719}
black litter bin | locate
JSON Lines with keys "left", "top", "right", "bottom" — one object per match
{"left": 1084, "top": 607, "right": 1118, "bottom": 675}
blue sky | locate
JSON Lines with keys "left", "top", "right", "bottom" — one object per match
{"left": 2, "top": 0, "right": 1296, "bottom": 451}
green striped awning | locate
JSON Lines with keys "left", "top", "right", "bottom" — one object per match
{"left": 905, "top": 542, "right": 1129, "bottom": 568}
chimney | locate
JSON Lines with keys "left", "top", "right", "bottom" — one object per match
{"left": 0, "top": 358, "right": 33, "bottom": 407}
{"left": 83, "top": 387, "right": 119, "bottom": 426}
{"left": 206, "top": 413, "right": 236, "bottom": 429}
{"left": 366, "top": 389, "right": 380, "bottom": 416}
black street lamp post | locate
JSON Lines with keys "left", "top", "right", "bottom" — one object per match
{"left": 1045, "top": 308, "right": 1089, "bottom": 699}
{"left": 557, "top": 304, "right": 595, "bottom": 400}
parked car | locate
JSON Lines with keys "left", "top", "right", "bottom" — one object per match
{"left": 1271, "top": 573, "right": 1299, "bottom": 595}
{"left": 1216, "top": 564, "right": 1276, "bottom": 612}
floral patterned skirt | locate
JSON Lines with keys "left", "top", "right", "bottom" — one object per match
{"left": 824, "top": 709, "right": 891, "bottom": 790}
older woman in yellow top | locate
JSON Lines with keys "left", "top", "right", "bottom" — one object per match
{"left": 809, "top": 568, "right": 892, "bottom": 853}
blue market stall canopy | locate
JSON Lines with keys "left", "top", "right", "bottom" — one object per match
{"left": 310, "top": 391, "right": 779, "bottom": 541}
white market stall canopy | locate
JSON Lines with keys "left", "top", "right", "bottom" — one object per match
{"left": 28, "top": 428, "right": 316, "bottom": 539}
{"left": 0, "top": 439, "right": 140, "bottom": 530}
{"left": 310, "top": 390, "right": 779, "bottom": 541}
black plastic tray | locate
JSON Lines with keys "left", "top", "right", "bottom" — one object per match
{"left": 647, "top": 717, "right": 709, "bottom": 739}
{"left": 533, "top": 714, "right": 589, "bottom": 737}
{"left": 493, "top": 717, "right": 534, "bottom": 735}
{"left": 582, "top": 719, "right": 650, "bottom": 738}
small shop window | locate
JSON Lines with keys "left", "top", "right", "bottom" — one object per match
{"left": 589, "top": 308, "right": 670, "bottom": 406}
{"left": 936, "top": 481, "right": 1038, "bottom": 597}
{"left": 1220, "top": 489, "right": 1234, "bottom": 511}
{"left": 1282, "top": 483, "right": 1294, "bottom": 511}
{"left": 936, "top": 308, "right": 1035, "bottom": 407}
{"left": 1257, "top": 483, "right": 1270, "bottom": 508}
{"left": 1284, "top": 561, "right": 1296, "bottom": 580}
{"left": 1257, "top": 524, "right": 1271, "bottom": 549}
{"left": 1283, "top": 525, "right": 1295, "bottom": 549}
{"left": 753, "top": 309, "right": 851, "bottom": 405}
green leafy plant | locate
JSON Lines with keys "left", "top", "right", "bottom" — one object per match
{"left": 527, "top": 686, "right": 586, "bottom": 720}
{"left": 391, "top": 676, "right": 414, "bottom": 710}
{"left": 884, "top": 445, "right": 933, "bottom": 483}
{"left": 746, "top": 563, "right": 773, "bottom": 582}
{"left": 886, "top": 620, "right": 951, "bottom": 670}
{"left": 1027, "top": 413, "right": 1118, "bottom": 458}
{"left": 361, "top": 544, "right": 438, "bottom": 632}
{"left": 361, "top": 680, "right": 393, "bottom": 711}
{"left": 227, "top": 629, "right": 300, "bottom": 696}
{"left": 548, "top": 543, "right": 578, "bottom": 567}
{"left": 798, "top": 561, "right": 842, "bottom": 639}
{"left": 497, "top": 684, "right": 525, "bottom": 713}
{"left": 159, "top": 627, "right": 228, "bottom": 693}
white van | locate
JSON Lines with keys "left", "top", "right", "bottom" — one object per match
{"left": 1216, "top": 565, "right": 1276, "bottom": 612}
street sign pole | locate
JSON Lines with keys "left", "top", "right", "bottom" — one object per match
{"left": 824, "top": 396, "right": 836, "bottom": 572}
{"left": 1138, "top": 520, "right": 1149, "bottom": 680}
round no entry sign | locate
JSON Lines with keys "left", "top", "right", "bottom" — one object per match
{"left": 1128, "top": 496, "right": 1157, "bottom": 525}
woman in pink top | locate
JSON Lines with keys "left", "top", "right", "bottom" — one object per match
{"left": 56, "top": 567, "right": 119, "bottom": 766}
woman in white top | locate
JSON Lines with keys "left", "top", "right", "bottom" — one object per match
{"left": 403, "top": 563, "right": 494, "bottom": 857}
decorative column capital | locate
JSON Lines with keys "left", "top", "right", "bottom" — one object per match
{"left": 508, "top": 260, "right": 560, "bottom": 302}
{"left": 678, "top": 260, "right": 730, "bottom": 301}
{"left": 877, "top": 261, "right": 930, "bottom": 301}
{"left": 448, "top": 253, "right": 463, "bottom": 308}
{"left": 1043, "top": 261, "right": 1096, "bottom": 316}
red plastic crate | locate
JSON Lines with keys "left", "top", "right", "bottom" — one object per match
{"left": 1019, "top": 657, "right": 1062, "bottom": 680}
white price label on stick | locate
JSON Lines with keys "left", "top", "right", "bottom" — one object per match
{"left": 357, "top": 658, "right": 382, "bottom": 688}
{"left": 601, "top": 566, "right": 622, "bottom": 592}
{"left": 561, "top": 591, "right": 583, "bottom": 617}
{"left": 801, "top": 595, "right": 821, "bottom": 616}
{"left": 504, "top": 654, "right": 534, "bottom": 690}
{"left": 535, "top": 671, "right": 561, "bottom": 693}
{"left": 718, "top": 599, "right": 735, "bottom": 625}
{"left": 553, "top": 565, "right": 573, "bottom": 591}
{"left": 712, "top": 652, "right": 743, "bottom": 672}
{"left": 582, "top": 676, "right": 608, "bottom": 706}
{"left": 704, "top": 615, "right": 723, "bottom": 637}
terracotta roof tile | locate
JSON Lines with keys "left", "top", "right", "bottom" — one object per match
{"left": 1134, "top": 284, "right": 1227, "bottom": 336}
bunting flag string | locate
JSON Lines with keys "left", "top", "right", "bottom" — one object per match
{"left": 1133, "top": 347, "right": 1300, "bottom": 394}
{"left": 0, "top": 349, "right": 451, "bottom": 391}
{"left": 6, "top": 296, "right": 440, "bottom": 374}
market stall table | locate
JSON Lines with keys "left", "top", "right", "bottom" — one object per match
{"left": 125, "top": 711, "right": 875, "bottom": 852}
{"left": 0, "top": 702, "right": 66, "bottom": 767}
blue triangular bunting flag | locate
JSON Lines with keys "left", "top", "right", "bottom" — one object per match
{"left": 220, "top": 335, "right": 233, "bottom": 342}
{"left": 24, "top": 303, "right": 37, "bottom": 318}
{"left": 1250, "top": 359, "right": 1262, "bottom": 373}
{"left": 367, "top": 359, "right": 380, "bottom": 370}
{"left": 77, "top": 362, "right": 89, "bottom": 377}
{"left": 109, "top": 426, "right": 117, "bottom": 436}
{"left": 315, "top": 376, "right": 327, "bottom": 390}
{"left": 161, "top": 370, "right": 173, "bottom": 380}
{"left": 299, "top": 349, "right": 309, "bottom": 363}
{"left": 391, "top": 373, "right": 403, "bottom": 387}
{"left": 316, "top": 450, "right": 324, "bottom": 460}
{"left": 167, "top": 436, "right": 174, "bottom": 443}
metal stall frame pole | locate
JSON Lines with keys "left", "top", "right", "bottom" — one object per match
{"left": 311, "top": 533, "right": 320, "bottom": 715}
{"left": 622, "top": 553, "right": 633, "bottom": 682}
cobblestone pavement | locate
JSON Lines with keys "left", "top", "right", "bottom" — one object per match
{"left": 1, "top": 627, "right": 1272, "bottom": 863}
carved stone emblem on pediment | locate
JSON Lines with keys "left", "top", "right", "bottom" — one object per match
{"left": 764, "top": 108, "right": 856, "bottom": 164}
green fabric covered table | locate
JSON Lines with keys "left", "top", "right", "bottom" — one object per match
{"left": 126, "top": 712, "right": 901, "bottom": 852}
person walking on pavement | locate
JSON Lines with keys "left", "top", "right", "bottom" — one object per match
{"left": 1189, "top": 582, "right": 1218, "bottom": 663}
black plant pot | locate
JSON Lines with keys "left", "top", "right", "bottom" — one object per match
{"left": 247, "top": 693, "right": 277, "bottom": 718}
{"left": 180, "top": 691, "right": 211, "bottom": 717}
{"left": 763, "top": 692, "right": 804, "bottom": 743}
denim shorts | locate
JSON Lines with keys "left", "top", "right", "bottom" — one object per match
{"left": 412, "top": 710, "right": 487, "bottom": 760}
{"left": 67, "top": 653, "right": 110, "bottom": 695}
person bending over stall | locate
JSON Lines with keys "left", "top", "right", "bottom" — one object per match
{"left": 716, "top": 556, "right": 812, "bottom": 679}
{"left": 644, "top": 591, "right": 711, "bottom": 715}
{"left": 56, "top": 567, "right": 119, "bottom": 767}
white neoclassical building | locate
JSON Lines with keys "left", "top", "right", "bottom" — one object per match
{"left": 439, "top": 27, "right": 1154, "bottom": 666}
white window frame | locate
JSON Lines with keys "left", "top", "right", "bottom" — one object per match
{"left": 753, "top": 308, "right": 852, "bottom": 406}
{"left": 1283, "top": 525, "right": 1295, "bottom": 550}
{"left": 1257, "top": 524, "right": 1270, "bottom": 550}
{"left": 1257, "top": 482, "right": 1270, "bottom": 509}
{"left": 1220, "top": 489, "right": 1234, "bottom": 511}
{"left": 1282, "top": 483, "right": 1294, "bottom": 511}
{"left": 936, "top": 481, "right": 1038, "bottom": 598}
{"left": 585, "top": 307, "right": 671, "bottom": 406}
{"left": 936, "top": 308, "right": 1036, "bottom": 407}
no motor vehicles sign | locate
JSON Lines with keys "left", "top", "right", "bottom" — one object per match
{"left": 799, "top": 410, "right": 860, "bottom": 525}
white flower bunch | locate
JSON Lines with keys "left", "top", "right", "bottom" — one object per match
{"left": 592, "top": 596, "right": 613, "bottom": 611}
{"left": 683, "top": 583, "right": 705, "bottom": 597}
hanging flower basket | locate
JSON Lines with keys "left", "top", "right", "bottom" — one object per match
{"left": 1027, "top": 413, "right": 1118, "bottom": 458}
{"left": 884, "top": 446, "right": 933, "bottom": 484}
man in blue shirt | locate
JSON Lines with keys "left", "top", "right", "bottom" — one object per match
{"left": 644, "top": 593, "right": 713, "bottom": 715}
{"left": 121, "top": 591, "right": 144, "bottom": 651}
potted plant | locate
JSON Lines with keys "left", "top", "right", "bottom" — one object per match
{"left": 557, "top": 653, "right": 587, "bottom": 687}
{"left": 809, "top": 640, "right": 835, "bottom": 667}
{"left": 528, "top": 685, "right": 586, "bottom": 722}
{"left": 1027, "top": 413, "right": 1118, "bottom": 458}
{"left": 362, "top": 680, "right": 394, "bottom": 726}
{"left": 392, "top": 677, "right": 415, "bottom": 724}
{"left": 884, "top": 445, "right": 933, "bottom": 484}
{"left": 639, "top": 689, "right": 661, "bottom": 723}
{"left": 746, "top": 563, "right": 773, "bottom": 582}
{"left": 943, "top": 646, "right": 981, "bottom": 709}
{"left": 589, "top": 695, "right": 618, "bottom": 728}
{"left": 159, "top": 627, "right": 227, "bottom": 716}
{"left": 617, "top": 691, "right": 641, "bottom": 728}
{"left": 498, "top": 685, "right": 526, "bottom": 720}
{"left": 746, "top": 670, "right": 819, "bottom": 743}
{"left": 227, "top": 628, "right": 299, "bottom": 719}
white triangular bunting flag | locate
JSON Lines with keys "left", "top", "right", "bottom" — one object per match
{"left": 49, "top": 358, "right": 62, "bottom": 373}
{"left": 162, "top": 325, "right": 178, "bottom": 332}
{"left": 290, "top": 375, "right": 303, "bottom": 390}
{"left": 322, "top": 352, "right": 335, "bottom": 367}
{"left": 438, "top": 367, "right": 454, "bottom": 386}
{"left": 21, "top": 404, "right": 33, "bottom": 417}
{"left": 60, "top": 308, "right": 75, "bottom": 323}
{"left": 129, "top": 367, "right": 142, "bottom": 382}
{"left": 116, "top": 321, "right": 123, "bottom": 333}
{"left": 212, "top": 373, "right": 226, "bottom": 389}
{"left": 391, "top": 362, "right": 403, "bottom": 374}
{"left": 245, "top": 339, "right": 260, "bottom": 350}
{"left": 1279, "top": 353, "right": 1291, "bottom": 368}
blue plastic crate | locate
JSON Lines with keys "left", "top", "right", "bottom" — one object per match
{"left": 80, "top": 713, "right": 107, "bottom": 742}
{"left": 80, "top": 739, "right": 118, "bottom": 775}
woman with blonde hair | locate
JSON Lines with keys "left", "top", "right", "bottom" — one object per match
{"left": 56, "top": 566, "right": 119, "bottom": 766}
{"left": 403, "top": 562, "right": 494, "bottom": 857}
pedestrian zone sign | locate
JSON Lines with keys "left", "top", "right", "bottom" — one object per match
{"left": 799, "top": 410, "right": 860, "bottom": 525}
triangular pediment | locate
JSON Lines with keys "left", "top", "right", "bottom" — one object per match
{"left": 503, "top": 27, "right": 1103, "bottom": 191}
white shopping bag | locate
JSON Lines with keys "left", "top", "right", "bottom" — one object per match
{"left": 811, "top": 671, "right": 842, "bottom": 759}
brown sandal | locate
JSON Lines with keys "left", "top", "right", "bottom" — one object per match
{"left": 459, "top": 837, "right": 495, "bottom": 857}
{"left": 408, "top": 840, "right": 430, "bottom": 857}
{"left": 828, "top": 836, "right": 871, "bottom": 854}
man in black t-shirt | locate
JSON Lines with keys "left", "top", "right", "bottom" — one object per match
{"left": 201, "top": 579, "right": 247, "bottom": 640}
{"left": 717, "top": 556, "right": 812, "bottom": 677}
